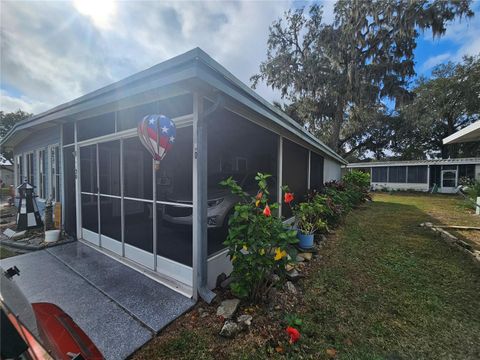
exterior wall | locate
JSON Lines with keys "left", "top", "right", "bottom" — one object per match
{"left": 476, "top": 165, "right": 480, "bottom": 181}
{"left": 12, "top": 126, "right": 61, "bottom": 219}
{"left": 371, "top": 182, "right": 429, "bottom": 192}
{"left": 0, "top": 166, "right": 14, "bottom": 187}
{"left": 324, "top": 157, "right": 342, "bottom": 182}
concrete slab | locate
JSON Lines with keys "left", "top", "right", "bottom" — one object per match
{"left": 0, "top": 242, "right": 195, "bottom": 360}
{"left": 47, "top": 242, "right": 195, "bottom": 332}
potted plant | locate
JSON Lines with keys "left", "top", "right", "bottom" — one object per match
{"left": 295, "top": 201, "right": 327, "bottom": 249}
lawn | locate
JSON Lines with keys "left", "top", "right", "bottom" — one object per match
{"left": 133, "top": 193, "right": 480, "bottom": 360}
{"left": 0, "top": 246, "right": 16, "bottom": 259}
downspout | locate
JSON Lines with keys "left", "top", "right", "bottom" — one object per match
{"left": 193, "top": 92, "right": 224, "bottom": 304}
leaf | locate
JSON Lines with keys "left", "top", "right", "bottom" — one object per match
{"left": 326, "top": 348, "right": 337, "bottom": 358}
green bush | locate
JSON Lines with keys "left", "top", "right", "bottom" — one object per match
{"left": 221, "top": 173, "right": 298, "bottom": 301}
{"left": 295, "top": 201, "right": 328, "bottom": 235}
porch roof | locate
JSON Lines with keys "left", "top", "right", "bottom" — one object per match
{"left": 345, "top": 157, "right": 480, "bottom": 168}
{"left": 0, "top": 47, "right": 346, "bottom": 165}
{"left": 443, "top": 121, "right": 480, "bottom": 145}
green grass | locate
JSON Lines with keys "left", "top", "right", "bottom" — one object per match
{"left": 134, "top": 193, "right": 480, "bottom": 360}
{"left": 0, "top": 246, "right": 16, "bottom": 259}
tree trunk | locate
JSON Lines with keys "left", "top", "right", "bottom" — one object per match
{"left": 329, "top": 101, "right": 344, "bottom": 153}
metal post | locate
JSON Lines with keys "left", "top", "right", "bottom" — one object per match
{"left": 307, "top": 150, "right": 311, "bottom": 190}
{"left": 277, "top": 136, "right": 283, "bottom": 218}
{"left": 74, "top": 122, "right": 82, "bottom": 240}
{"left": 152, "top": 158, "right": 157, "bottom": 271}
{"left": 96, "top": 144, "right": 101, "bottom": 246}
{"left": 120, "top": 139, "right": 125, "bottom": 257}
{"left": 192, "top": 92, "right": 215, "bottom": 303}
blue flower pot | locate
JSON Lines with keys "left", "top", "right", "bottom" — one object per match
{"left": 297, "top": 233, "right": 314, "bottom": 249}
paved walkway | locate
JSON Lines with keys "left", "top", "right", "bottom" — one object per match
{"left": 0, "top": 242, "right": 195, "bottom": 360}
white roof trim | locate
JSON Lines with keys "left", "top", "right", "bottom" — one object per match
{"left": 345, "top": 157, "right": 480, "bottom": 168}
{"left": 443, "top": 121, "right": 480, "bottom": 144}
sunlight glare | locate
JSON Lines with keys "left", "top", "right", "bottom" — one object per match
{"left": 73, "top": 0, "right": 116, "bottom": 29}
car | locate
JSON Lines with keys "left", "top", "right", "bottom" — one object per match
{"left": 162, "top": 173, "right": 276, "bottom": 228}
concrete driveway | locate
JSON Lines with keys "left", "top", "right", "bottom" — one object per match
{"left": 0, "top": 242, "right": 195, "bottom": 360}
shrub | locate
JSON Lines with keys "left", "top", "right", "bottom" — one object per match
{"left": 295, "top": 201, "right": 328, "bottom": 235}
{"left": 221, "top": 173, "right": 298, "bottom": 301}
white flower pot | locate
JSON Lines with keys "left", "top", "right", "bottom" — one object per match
{"left": 44, "top": 229, "right": 60, "bottom": 243}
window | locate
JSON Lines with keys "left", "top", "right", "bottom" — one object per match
{"left": 38, "top": 149, "right": 47, "bottom": 198}
{"left": 407, "top": 166, "right": 428, "bottom": 183}
{"left": 372, "top": 167, "right": 388, "bottom": 182}
{"left": 310, "top": 152, "right": 324, "bottom": 190}
{"left": 50, "top": 145, "right": 61, "bottom": 201}
{"left": 26, "top": 152, "right": 34, "bottom": 186}
{"left": 77, "top": 112, "right": 115, "bottom": 142}
{"left": 388, "top": 166, "right": 406, "bottom": 183}
{"left": 62, "top": 122, "right": 75, "bottom": 145}
{"left": 15, "top": 155, "right": 23, "bottom": 186}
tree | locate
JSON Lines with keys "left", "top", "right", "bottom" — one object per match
{"left": 0, "top": 110, "right": 32, "bottom": 160}
{"left": 393, "top": 56, "right": 480, "bottom": 159}
{"left": 252, "top": 0, "right": 473, "bottom": 157}
{"left": 0, "top": 110, "right": 31, "bottom": 139}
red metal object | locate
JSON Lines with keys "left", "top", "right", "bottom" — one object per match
{"left": 32, "top": 303, "right": 104, "bottom": 360}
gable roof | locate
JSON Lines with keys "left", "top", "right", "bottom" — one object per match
{"left": 1, "top": 48, "right": 346, "bottom": 164}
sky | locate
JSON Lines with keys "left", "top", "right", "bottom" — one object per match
{"left": 1, "top": 0, "right": 479, "bottom": 115}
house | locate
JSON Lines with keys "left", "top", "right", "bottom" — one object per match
{"left": 0, "top": 154, "right": 14, "bottom": 188}
{"left": 443, "top": 120, "right": 480, "bottom": 145}
{"left": 0, "top": 48, "right": 346, "bottom": 301}
{"left": 345, "top": 158, "right": 480, "bottom": 193}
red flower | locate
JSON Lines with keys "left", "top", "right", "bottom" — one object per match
{"left": 263, "top": 205, "right": 271, "bottom": 217}
{"left": 286, "top": 326, "right": 300, "bottom": 344}
{"left": 256, "top": 192, "right": 263, "bottom": 200}
{"left": 284, "top": 192, "right": 294, "bottom": 204}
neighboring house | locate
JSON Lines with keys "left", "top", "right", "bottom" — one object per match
{"left": 0, "top": 153, "right": 14, "bottom": 188}
{"left": 345, "top": 158, "right": 480, "bottom": 193}
{"left": 0, "top": 48, "right": 346, "bottom": 300}
{"left": 443, "top": 120, "right": 480, "bottom": 145}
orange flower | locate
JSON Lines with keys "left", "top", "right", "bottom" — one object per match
{"left": 256, "top": 192, "right": 263, "bottom": 200}
{"left": 286, "top": 326, "right": 300, "bottom": 344}
{"left": 284, "top": 192, "right": 294, "bottom": 204}
{"left": 263, "top": 205, "right": 271, "bottom": 217}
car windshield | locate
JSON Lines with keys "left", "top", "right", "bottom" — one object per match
{"left": 208, "top": 173, "right": 245, "bottom": 189}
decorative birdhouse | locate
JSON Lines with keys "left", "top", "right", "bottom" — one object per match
{"left": 16, "top": 181, "right": 43, "bottom": 231}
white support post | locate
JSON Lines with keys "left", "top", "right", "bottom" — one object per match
{"left": 476, "top": 197, "right": 480, "bottom": 215}
{"left": 74, "top": 121, "right": 82, "bottom": 240}
{"left": 192, "top": 92, "right": 207, "bottom": 301}
{"left": 307, "top": 150, "right": 311, "bottom": 190}
{"left": 277, "top": 136, "right": 283, "bottom": 218}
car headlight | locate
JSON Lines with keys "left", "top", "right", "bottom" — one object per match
{"left": 208, "top": 198, "right": 224, "bottom": 207}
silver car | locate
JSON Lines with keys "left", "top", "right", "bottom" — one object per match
{"left": 163, "top": 173, "right": 275, "bottom": 228}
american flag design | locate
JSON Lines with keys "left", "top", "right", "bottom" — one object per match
{"left": 137, "top": 114, "right": 176, "bottom": 161}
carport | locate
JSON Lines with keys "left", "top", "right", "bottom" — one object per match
{"left": 0, "top": 242, "right": 195, "bottom": 360}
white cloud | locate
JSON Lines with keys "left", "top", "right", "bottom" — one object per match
{"left": 421, "top": 52, "right": 452, "bottom": 72}
{"left": 0, "top": 90, "right": 50, "bottom": 114}
{"left": 1, "top": 0, "right": 299, "bottom": 115}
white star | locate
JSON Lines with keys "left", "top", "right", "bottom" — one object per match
{"left": 149, "top": 118, "right": 155, "bottom": 124}
{"left": 169, "top": 136, "right": 175, "bottom": 142}
{"left": 161, "top": 126, "right": 169, "bottom": 133}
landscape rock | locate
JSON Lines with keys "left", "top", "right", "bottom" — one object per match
{"left": 286, "top": 269, "right": 303, "bottom": 282}
{"left": 320, "top": 234, "right": 327, "bottom": 242}
{"left": 220, "top": 276, "right": 233, "bottom": 289}
{"left": 219, "top": 320, "right": 240, "bottom": 338}
{"left": 298, "top": 252, "right": 313, "bottom": 261}
{"left": 296, "top": 255, "right": 305, "bottom": 262}
{"left": 216, "top": 299, "right": 241, "bottom": 319}
{"left": 198, "top": 307, "right": 209, "bottom": 318}
{"left": 285, "top": 281, "right": 297, "bottom": 294}
{"left": 237, "top": 314, "right": 252, "bottom": 330}
{"left": 269, "top": 273, "right": 280, "bottom": 283}
{"left": 285, "top": 263, "right": 294, "bottom": 272}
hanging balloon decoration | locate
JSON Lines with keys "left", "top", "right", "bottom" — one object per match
{"left": 137, "top": 114, "right": 176, "bottom": 170}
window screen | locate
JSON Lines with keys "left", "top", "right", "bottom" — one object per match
{"left": 388, "top": 166, "right": 406, "bottom": 183}
{"left": 77, "top": 112, "right": 115, "bottom": 141}
{"left": 458, "top": 164, "right": 475, "bottom": 180}
{"left": 283, "top": 139, "right": 308, "bottom": 218}
{"left": 372, "top": 167, "right": 388, "bottom": 182}
{"left": 62, "top": 122, "right": 75, "bottom": 145}
{"left": 310, "top": 152, "right": 324, "bottom": 190}
{"left": 407, "top": 166, "right": 428, "bottom": 183}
